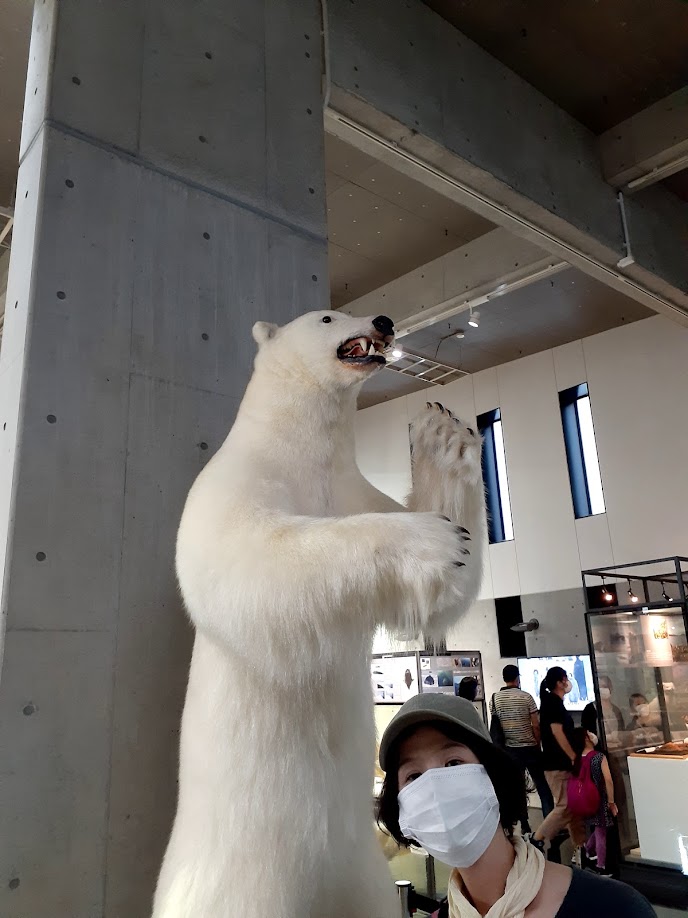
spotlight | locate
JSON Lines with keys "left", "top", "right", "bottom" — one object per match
{"left": 454, "top": 330, "right": 465, "bottom": 339}
{"left": 468, "top": 309, "right": 480, "bottom": 328}
{"left": 391, "top": 349, "right": 403, "bottom": 360}
{"left": 661, "top": 581, "right": 673, "bottom": 603}
{"left": 601, "top": 577, "right": 613, "bottom": 602}
{"left": 627, "top": 579, "right": 639, "bottom": 603}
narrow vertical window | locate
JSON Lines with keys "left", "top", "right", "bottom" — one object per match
{"left": 477, "top": 408, "right": 514, "bottom": 544}
{"left": 559, "top": 383, "right": 606, "bottom": 518}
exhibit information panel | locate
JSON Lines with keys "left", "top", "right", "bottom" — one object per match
{"left": 588, "top": 606, "right": 688, "bottom": 869}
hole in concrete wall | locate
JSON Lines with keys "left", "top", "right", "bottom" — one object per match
{"left": 36, "top": 551, "right": 46, "bottom": 562}
{"left": 305, "top": 51, "right": 310, "bottom": 58}
{"left": 8, "top": 878, "right": 19, "bottom": 890}
{"left": 14, "top": 301, "right": 17, "bottom": 309}
{"left": 203, "top": 232, "right": 210, "bottom": 240}
{"left": 23, "top": 703, "right": 36, "bottom": 716}
{"left": 72, "top": 76, "right": 81, "bottom": 85}
{"left": 306, "top": 107, "right": 312, "bottom": 115}
{"left": 205, "top": 51, "right": 212, "bottom": 59}
{"left": 199, "top": 135, "right": 208, "bottom": 144}
{"left": 56, "top": 291, "right": 66, "bottom": 300}
{"left": 308, "top": 187, "right": 314, "bottom": 194}
{"left": 199, "top": 442, "right": 208, "bottom": 451}
{"left": 311, "top": 274, "right": 317, "bottom": 281}
{"left": 495, "top": 596, "right": 527, "bottom": 657}
{"left": 65, "top": 179, "right": 74, "bottom": 188}
{"left": 201, "top": 333, "right": 209, "bottom": 341}
{"left": 47, "top": 414, "right": 56, "bottom": 424}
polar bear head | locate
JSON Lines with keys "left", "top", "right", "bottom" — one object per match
{"left": 251, "top": 311, "right": 395, "bottom": 389}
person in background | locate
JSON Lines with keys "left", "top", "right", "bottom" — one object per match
{"left": 627, "top": 693, "right": 662, "bottom": 731}
{"left": 581, "top": 675, "right": 624, "bottom": 744}
{"left": 532, "top": 667, "right": 586, "bottom": 859}
{"left": 376, "top": 694, "right": 656, "bottom": 917}
{"left": 491, "top": 664, "right": 554, "bottom": 835}
{"left": 570, "top": 727, "right": 618, "bottom": 877}
{"left": 458, "top": 675, "right": 479, "bottom": 702}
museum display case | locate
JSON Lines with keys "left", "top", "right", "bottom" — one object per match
{"left": 583, "top": 558, "right": 688, "bottom": 875}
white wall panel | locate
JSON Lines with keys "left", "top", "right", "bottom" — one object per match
{"left": 575, "top": 513, "right": 615, "bottom": 573}
{"left": 497, "top": 350, "right": 581, "bottom": 593}
{"left": 472, "top": 366, "right": 499, "bottom": 417}
{"left": 552, "top": 339, "right": 586, "bottom": 392}
{"left": 354, "top": 397, "right": 411, "bottom": 505}
{"left": 488, "top": 540, "right": 521, "bottom": 599}
{"left": 584, "top": 315, "right": 688, "bottom": 564}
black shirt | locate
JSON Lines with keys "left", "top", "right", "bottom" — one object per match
{"left": 540, "top": 690, "right": 575, "bottom": 771}
{"left": 556, "top": 868, "right": 657, "bottom": 916}
{"left": 436, "top": 869, "right": 656, "bottom": 917}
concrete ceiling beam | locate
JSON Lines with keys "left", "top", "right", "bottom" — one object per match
{"left": 342, "top": 227, "right": 567, "bottom": 338}
{"left": 325, "top": 0, "right": 688, "bottom": 325}
{"left": 599, "top": 86, "right": 688, "bottom": 192}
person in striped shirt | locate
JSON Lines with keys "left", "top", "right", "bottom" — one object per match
{"left": 490, "top": 665, "right": 554, "bottom": 834}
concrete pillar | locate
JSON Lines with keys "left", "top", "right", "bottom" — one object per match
{"left": 0, "top": 2, "right": 327, "bottom": 915}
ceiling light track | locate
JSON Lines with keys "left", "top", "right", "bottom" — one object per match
{"left": 325, "top": 108, "right": 688, "bottom": 324}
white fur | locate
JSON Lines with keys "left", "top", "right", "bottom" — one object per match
{"left": 153, "top": 311, "right": 486, "bottom": 918}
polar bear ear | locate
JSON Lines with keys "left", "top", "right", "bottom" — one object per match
{"left": 252, "top": 321, "right": 278, "bottom": 346}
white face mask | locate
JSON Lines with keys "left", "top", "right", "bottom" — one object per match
{"left": 635, "top": 704, "right": 650, "bottom": 718}
{"left": 599, "top": 687, "right": 611, "bottom": 700}
{"left": 588, "top": 731, "right": 599, "bottom": 747}
{"left": 398, "top": 764, "right": 500, "bottom": 868}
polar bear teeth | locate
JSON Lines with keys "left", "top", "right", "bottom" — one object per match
{"left": 337, "top": 337, "right": 387, "bottom": 360}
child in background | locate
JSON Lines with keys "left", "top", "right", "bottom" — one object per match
{"left": 570, "top": 727, "right": 618, "bottom": 876}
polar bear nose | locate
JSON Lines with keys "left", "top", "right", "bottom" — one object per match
{"left": 372, "top": 315, "right": 394, "bottom": 336}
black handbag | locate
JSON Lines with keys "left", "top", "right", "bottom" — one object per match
{"left": 489, "top": 693, "right": 506, "bottom": 747}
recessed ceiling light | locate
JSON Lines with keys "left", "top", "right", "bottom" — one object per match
{"left": 377, "top": 231, "right": 381, "bottom": 234}
{"left": 454, "top": 330, "right": 465, "bottom": 339}
{"left": 391, "top": 349, "right": 403, "bottom": 360}
{"left": 374, "top": 205, "right": 379, "bottom": 210}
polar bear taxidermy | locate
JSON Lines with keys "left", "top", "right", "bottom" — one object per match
{"left": 153, "top": 311, "right": 486, "bottom": 918}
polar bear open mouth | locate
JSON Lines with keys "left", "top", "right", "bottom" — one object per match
{"left": 337, "top": 336, "right": 389, "bottom": 366}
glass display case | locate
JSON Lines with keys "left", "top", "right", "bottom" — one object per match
{"left": 583, "top": 558, "right": 688, "bottom": 874}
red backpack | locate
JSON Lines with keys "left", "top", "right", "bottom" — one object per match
{"left": 567, "top": 753, "right": 601, "bottom": 818}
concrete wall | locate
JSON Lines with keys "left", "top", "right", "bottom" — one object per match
{"left": 357, "top": 314, "right": 688, "bottom": 700}
{"left": 0, "top": 2, "right": 327, "bottom": 916}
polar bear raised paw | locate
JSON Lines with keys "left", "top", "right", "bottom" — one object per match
{"left": 408, "top": 400, "right": 483, "bottom": 519}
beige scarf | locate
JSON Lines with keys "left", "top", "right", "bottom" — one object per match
{"left": 447, "top": 836, "right": 545, "bottom": 918}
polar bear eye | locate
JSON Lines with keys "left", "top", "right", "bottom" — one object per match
{"left": 321, "top": 316, "right": 332, "bottom": 323}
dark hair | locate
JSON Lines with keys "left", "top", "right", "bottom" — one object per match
{"left": 540, "top": 665, "right": 567, "bottom": 698}
{"left": 458, "top": 676, "right": 478, "bottom": 702}
{"left": 599, "top": 675, "right": 613, "bottom": 691}
{"left": 630, "top": 692, "right": 648, "bottom": 706}
{"left": 570, "top": 726, "right": 591, "bottom": 776}
{"left": 376, "top": 721, "right": 526, "bottom": 847}
{"left": 503, "top": 664, "right": 519, "bottom": 683}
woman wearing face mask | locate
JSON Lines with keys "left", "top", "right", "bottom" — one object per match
{"left": 376, "top": 694, "right": 655, "bottom": 917}
{"left": 531, "top": 668, "right": 585, "bottom": 858}
{"left": 581, "top": 676, "right": 624, "bottom": 746}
